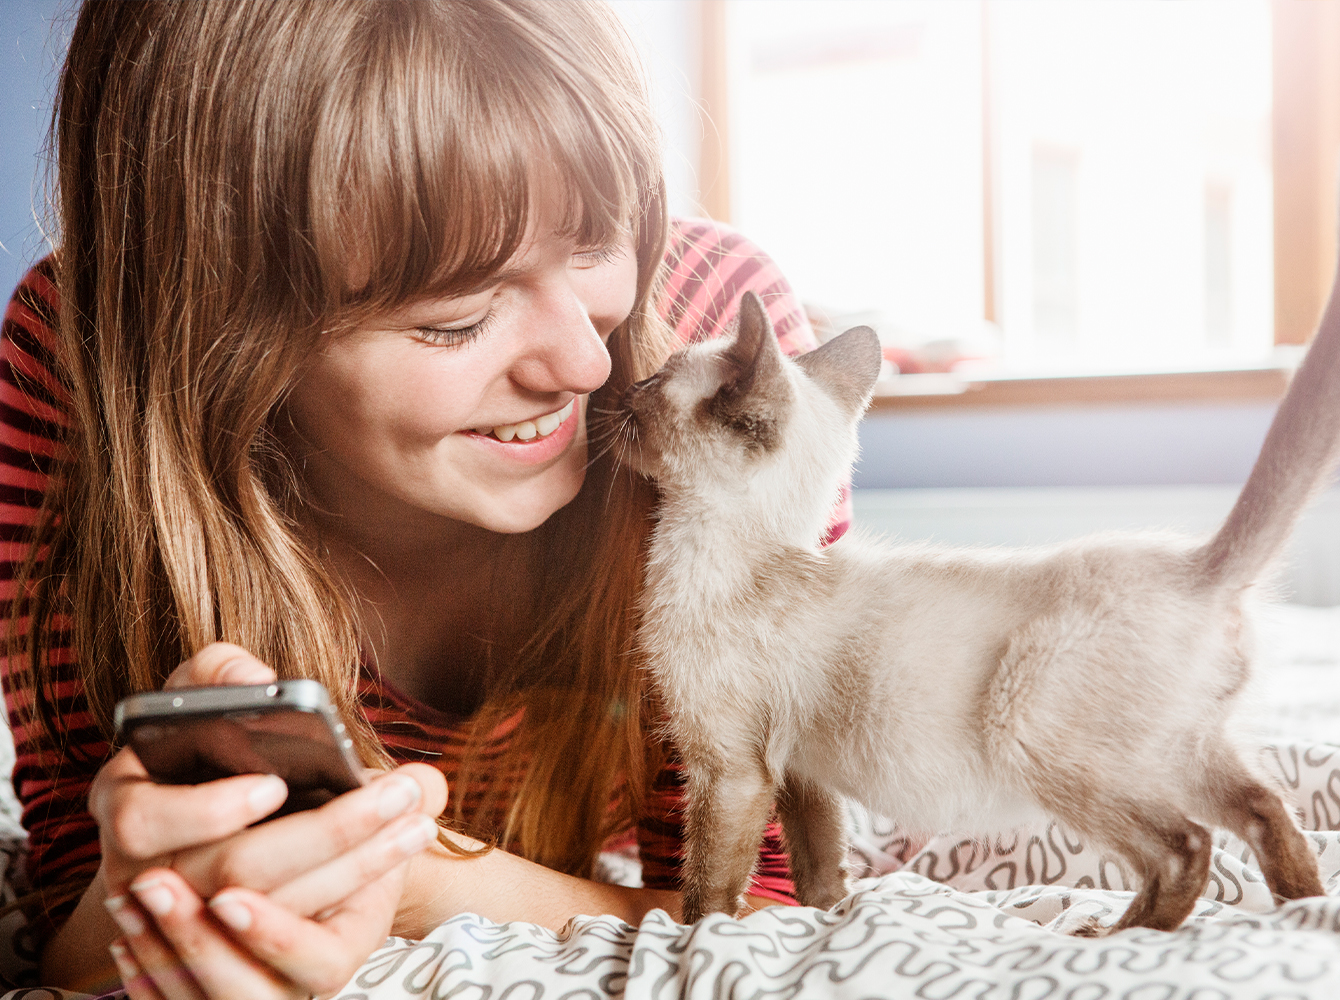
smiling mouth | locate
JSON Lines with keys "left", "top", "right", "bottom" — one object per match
{"left": 472, "top": 399, "right": 576, "bottom": 442}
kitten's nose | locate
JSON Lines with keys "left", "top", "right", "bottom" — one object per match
{"left": 621, "top": 371, "right": 660, "bottom": 411}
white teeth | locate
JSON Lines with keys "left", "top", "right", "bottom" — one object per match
{"left": 480, "top": 399, "right": 575, "bottom": 444}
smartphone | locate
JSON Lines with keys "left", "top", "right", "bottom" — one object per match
{"left": 114, "top": 680, "right": 365, "bottom": 819}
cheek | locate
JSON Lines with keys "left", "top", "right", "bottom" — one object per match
{"left": 289, "top": 342, "right": 486, "bottom": 451}
{"left": 589, "top": 253, "right": 641, "bottom": 338}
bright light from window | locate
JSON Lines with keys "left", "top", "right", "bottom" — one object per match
{"left": 727, "top": 0, "right": 1273, "bottom": 374}
{"left": 993, "top": 1, "right": 1273, "bottom": 371}
{"left": 729, "top": 0, "right": 988, "bottom": 356}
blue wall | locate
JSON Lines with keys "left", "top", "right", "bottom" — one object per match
{"left": 1, "top": 1, "right": 67, "bottom": 300}
{"left": 854, "top": 400, "right": 1280, "bottom": 489}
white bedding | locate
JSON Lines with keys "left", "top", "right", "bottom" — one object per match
{"left": 7, "top": 602, "right": 1340, "bottom": 999}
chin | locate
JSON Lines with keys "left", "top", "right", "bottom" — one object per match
{"left": 475, "top": 475, "right": 586, "bottom": 535}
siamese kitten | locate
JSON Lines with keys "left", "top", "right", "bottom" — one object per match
{"left": 619, "top": 287, "right": 1339, "bottom": 930}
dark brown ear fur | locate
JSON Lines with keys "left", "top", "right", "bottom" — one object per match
{"left": 721, "top": 291, "right": 784, "bottom": 390}
{"left": 795, "top": 326, "right": 883, "bottom": 415}
{"left": 706, "top": 292, "right": 789, "bottom": 451}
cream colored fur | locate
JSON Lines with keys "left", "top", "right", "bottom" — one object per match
{"left": 619, "top": 284, "right": 1340, "bottom": 930}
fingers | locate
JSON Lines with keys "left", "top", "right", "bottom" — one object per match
{"left": 177, "top": 765, "right": 446, "bottom": 906}
{"left": 107, "top": 893, "right": 212, "bottom": 1000}
{"left": 111, "top": 867, "right": 394, "bottom": 1000}
{"left": 207, "top": 877, "right": 402, "bottom": 995}
{"left": 110, "top": 871, "right": 300, "bottom": 1000}
{"left": 166, "top": 643, "right": 278, "bottom": 689}
{"left": 109, "top": 939, "right": 170, "bottom": 1000}
{"left": 268, "top": 812, "right": 437, "bottom": 917}
{"left": 393, "top": 763, "right": 449, "bottom": 818}
{"left": 91, "top": 645, "right": 286, "bottom": 880}
{"left": 92, "top": 764, "right": 289, "bottom": 874}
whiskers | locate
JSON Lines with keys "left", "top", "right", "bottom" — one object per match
{"left": 586, "top": 405, "right": 640, "bottom": 471}
{"left": 586, "top": 404, "right": 645, "bottom": 506}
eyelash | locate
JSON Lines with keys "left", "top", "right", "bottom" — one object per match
{"left": 415, "top": 311, "right": 495, "bottom": 348}
{"left": 411, "top": 246, "right": 619, "bottom": 345}
{"left": 574, "top": 245, "right": 622, "bottom": 266}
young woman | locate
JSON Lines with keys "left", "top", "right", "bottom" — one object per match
{"left": 0, "top": 2, "right": 847, "bottom": 996}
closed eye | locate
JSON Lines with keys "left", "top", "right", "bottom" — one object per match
{"left": 572, "top": 244, "right": 624, "bottom": 268}
{"left": 415, "top": 312, "right": 495, "bottom": 348}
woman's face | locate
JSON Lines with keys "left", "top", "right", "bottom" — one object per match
{"left": 285, "top": 203, "right": 639, "bottom": 542}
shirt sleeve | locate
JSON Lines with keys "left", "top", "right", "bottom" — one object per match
{"left": 638, "top": 218, "right": 859, "bottom": 906}
{"left": 0, "top": 258, "right": 108, "bottom": 937}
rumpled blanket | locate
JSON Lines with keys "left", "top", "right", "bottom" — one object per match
{"left": 322, "top": 741, "right": 1340, "bottom": 999}
{"left": 12, "top": 602, "right": 1340, "bottom": 999}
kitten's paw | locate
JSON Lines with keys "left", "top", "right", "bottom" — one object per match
{"left": 1068, "top": 917, "right": 1107, "bottom": 938}
{"left": 792, "top": 863, "right": 854, "bottom": 912}
{"left": 682, "top": 888, "right": 747, "bottom": 923}
{"left": 793, "top": 873, "right": 846, "bottom": 906}
{"left": 1049, "top": 908, "right": 1113, "bottom": 938}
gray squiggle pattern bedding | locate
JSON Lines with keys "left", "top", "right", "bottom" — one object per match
{"left": 9, "top": 604, "right": 1340, "bottom": 999}
{"left": 324, "top": 741, "right": 1340, "bottom": 999}
{"left": 340, "top": 882, "right": 1340, "bottom": 999}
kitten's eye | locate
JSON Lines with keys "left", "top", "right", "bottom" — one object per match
{"left": 572, "top": 244, "right": 624, "bottom": 268}
{"left": 414, "top": 312, "right": 494, "bottom": 348}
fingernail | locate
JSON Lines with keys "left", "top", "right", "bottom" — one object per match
{"left": 104, "top": 895, "right": 146, "bottom": 936}
{"left": 109, "top": 938, "right": 140, "bottom": 977}
{"left": 377, "top": 774, "right": 421, "bottom": 820}
{"left": 248, "top": 774, "right": 288, "bottom": 815}
{"left": 129, "top": 876, "right": 174, "bottom": 917}
{"left": 393, "top": 814, "right": 437, "bottom": 855}
{"left": 208, "top": 892, "right": 254, "bottom": 932}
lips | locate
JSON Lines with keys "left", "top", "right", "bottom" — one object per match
{"left": 472, "top": 399, "right": 576, "bottom": 443}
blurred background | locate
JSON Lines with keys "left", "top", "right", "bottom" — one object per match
{"left": 4, "top": 1, "right": 1340, "bottom": 601}
{"left": 0, "top": 0, "right": 61, "bottom": 302}
{"left": 614, "top": 0, "right": 1340, "bottom": 603}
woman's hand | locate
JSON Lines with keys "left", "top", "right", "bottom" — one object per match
{"left": 90, "top": 645, "right": 445, "bottom": 903}
{"left": 49, "top": 642, "right": 448, "bottom": 997}
{"left": 107, "top": 864, "right": 408, "bottom": 999}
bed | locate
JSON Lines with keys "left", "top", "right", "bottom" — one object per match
{"left": 4, "top": 602, "right": 1340, "bottom": 998}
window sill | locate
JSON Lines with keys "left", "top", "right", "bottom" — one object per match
{"left": 868, "top": 365, "right": 1294, "bottom": 411}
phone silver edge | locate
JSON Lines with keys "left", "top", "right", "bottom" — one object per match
{"left": 114, "top": 680, "right": 335, "bottom": 734}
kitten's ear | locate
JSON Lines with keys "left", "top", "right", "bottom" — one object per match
{"left": 794, "top": 326, "right": 883, "bottom": 415}
{"left": 722, "top": 291, "right": 783, "bottom": 389}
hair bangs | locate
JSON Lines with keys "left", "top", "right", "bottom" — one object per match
{"left": 307, "top": 0, "right": 662, "bottom": 326}
{"left": 514, "top": 1, "right": 664, "bottom": 255}
{"left": 537, "top": 90, "right": 652, "bottom": 256}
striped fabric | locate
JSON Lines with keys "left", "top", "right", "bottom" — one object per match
{"left": 0, "top": 219, "right": 849, "bottom": 934}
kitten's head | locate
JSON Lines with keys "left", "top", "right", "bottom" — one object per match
{"left": 618, "top": 291, "right": 881, "bottom": 526}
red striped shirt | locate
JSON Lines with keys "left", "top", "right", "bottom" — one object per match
{"left": 0, "top": 219, "right": 850, "bottom": 933}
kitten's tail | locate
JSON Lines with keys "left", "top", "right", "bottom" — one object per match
{"left": 1198, "top": 254, "right": 1340, "bottom": 590}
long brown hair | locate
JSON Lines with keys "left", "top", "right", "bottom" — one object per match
{"left": 15, "top": 0, "right": 672, "bottom": 876}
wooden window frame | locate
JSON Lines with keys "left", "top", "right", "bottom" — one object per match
{"left": 694, "top": 0, "right": 1340, "bottom": 410}
{"left": 1273, "top": 0, "right": 1340, "bottom": 347}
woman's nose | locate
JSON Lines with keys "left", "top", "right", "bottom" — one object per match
{"left": 510, "top": 282, "right": 613, "bottom": 395}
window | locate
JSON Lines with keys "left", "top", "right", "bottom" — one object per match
{"left": 664, "top": 0, "right": 1340, "bottom": 381}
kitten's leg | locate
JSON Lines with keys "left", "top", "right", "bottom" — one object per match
{"left": 681, "top": 756, "right": 777, "bottom": 922}
{"left": 776, "top": 773, "right": 853, "bottom": 910}
{"left": 1036, "top": 779, "right": 1212, "bottom": 932}
{"left": 1104, "top": 811, "right": 1214, "bottom": 932}
{"left": 1195, "top": 744, "right": 1324, "bottom": 901}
